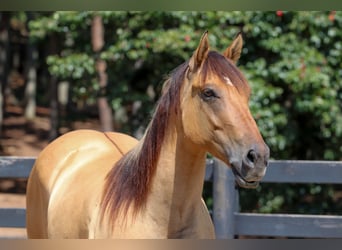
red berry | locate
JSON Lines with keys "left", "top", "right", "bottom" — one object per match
{"left": 329, "top": 11, "right": 336, "bottom": 22}
{"left": 276, "top": 11, "right": 283, "bottom": 17}
{"left": 184, "top": 35, "right": 191, "bottom": 42}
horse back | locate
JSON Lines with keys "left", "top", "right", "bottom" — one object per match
{"left": 26, "top": 129, "right": 138, "bottom": 238}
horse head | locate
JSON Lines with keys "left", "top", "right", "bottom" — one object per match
{"left": 181, "top": 31, "right": 270, "bottom": 188}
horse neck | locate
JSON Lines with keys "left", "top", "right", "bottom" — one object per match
{"left": 146, "top": 123, "right": 207, "bottom": 230}
{"left": 160, "top": 131, "right": 206, "bottom": 195}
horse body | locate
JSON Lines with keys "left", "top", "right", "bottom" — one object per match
{"left": 26, "top": 32, "right": 269, "bottom": 238}
{"left": 27, "top": 129, "right": 213, "bottom": 238}
{"left": 26, "top": 130, "right": 138, "bottom": 238}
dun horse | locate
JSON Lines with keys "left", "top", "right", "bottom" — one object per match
{"left": 26, "top": 32, "right": 270, "bottom": 238}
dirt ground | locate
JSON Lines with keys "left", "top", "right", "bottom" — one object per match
{"left": 0, "top": 105, "right": 101, "bottom": 238}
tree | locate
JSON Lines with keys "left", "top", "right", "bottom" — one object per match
{"left": 0, "top": 12, "right": 11, "bottom": 140}
{"left": 48, "top": 32, "right": 59, "bottom": 141}
{"left": 24, "top": 12, "right": 38, "bottom": 120}
{"left": 91, "top": 14, "right": 113, "bottom": 132}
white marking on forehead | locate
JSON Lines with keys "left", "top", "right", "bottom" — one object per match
{"left": 224, "top": 76, "right": 234, "bottom": 87}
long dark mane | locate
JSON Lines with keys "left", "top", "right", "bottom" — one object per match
{"left": 100, "top": 61, "right": 188, "bottom": 225}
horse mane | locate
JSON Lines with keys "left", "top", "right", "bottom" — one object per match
{"left": 100, "top": 51, "right": 250, "bottom": 228}
{"left": 100, "top": 61, "right": 189, "bottom": 226}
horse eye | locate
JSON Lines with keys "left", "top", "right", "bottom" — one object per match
{"left": 201, "top": 88, "right": 217, "bottom": 100}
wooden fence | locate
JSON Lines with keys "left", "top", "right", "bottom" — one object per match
{"left": 207, "top": 159, "right": 342, "bottom": 239}
{"left": 1, "top": 156, "right": 342, "bottom": 238}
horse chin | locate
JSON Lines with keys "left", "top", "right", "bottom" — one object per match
{"left": 231, "top": 167, "right": 260, "bottom": 189}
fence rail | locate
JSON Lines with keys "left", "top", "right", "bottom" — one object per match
{"left": 1, "top": 156, "right": 342, "bottom": 239}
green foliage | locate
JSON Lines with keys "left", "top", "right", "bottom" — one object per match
{"left": 47, "top": 54, "right": 94, "bottom": 79}
{"left": 28, "top": 11, "right": 342, "bottom": 214}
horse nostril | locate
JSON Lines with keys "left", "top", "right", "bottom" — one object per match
{"left": 247, "top": 150, "right": 257, "bottom": 164}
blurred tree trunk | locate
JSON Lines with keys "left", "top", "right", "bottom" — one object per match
{"left": 48, "top": 33, "right": 59, "bottom": 141}
{"left": 91, "top": 14, "right": 113, "bottom": 132}
{"left": 24, "top": 12, "right": 37, "bottom": 121}
{"left": 0, "top": 12, "right": 11, "bottom": 139}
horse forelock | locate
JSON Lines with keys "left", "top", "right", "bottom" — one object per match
{"left": 202, "top": 51, "right": 251, "bottom": 97}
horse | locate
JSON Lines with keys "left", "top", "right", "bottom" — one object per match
{"left": 26, "top": 31, "right": 270, "bottom": 239}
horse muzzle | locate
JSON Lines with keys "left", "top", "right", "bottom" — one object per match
{"left": 230, "top": 144, "right": 270, "bottom": 189}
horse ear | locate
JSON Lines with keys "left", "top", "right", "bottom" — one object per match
{"left": 223, "top": 33, "right": 243, "bottom": 64}
{"left": 188, "top": 31, "right": 210, "bottom": 74}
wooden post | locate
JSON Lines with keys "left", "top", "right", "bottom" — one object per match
{"left": 212, "top": 159, "right": 237, "bottom": 239}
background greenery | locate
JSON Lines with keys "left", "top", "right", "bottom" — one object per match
{"left": 4, "top": 11, "right": 342, "bottom": 214}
